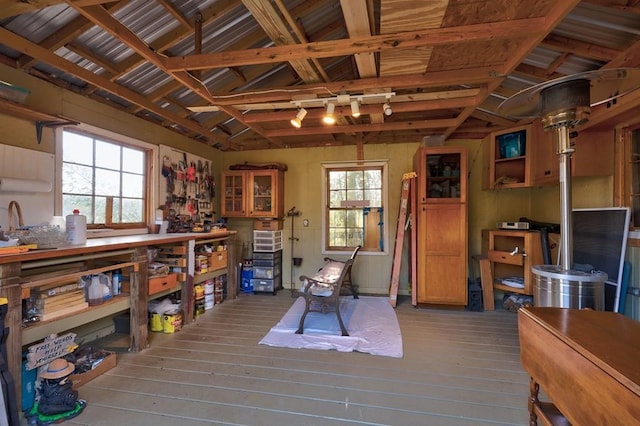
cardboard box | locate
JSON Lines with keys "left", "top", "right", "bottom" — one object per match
{"left": 70, "top": 351, "right": 116, "bottom": 389}
{"left": 254, "top": 219, "right": 283, "bottom": 230}
{"left": 209, "top": 250, "right": 228, "bottom": 271}
{"left": 148, "top": 272, "right": 178, "bottom": 295}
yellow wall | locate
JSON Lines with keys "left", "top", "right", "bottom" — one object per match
{"left": 0, "top": 63, "right": 618, "bottom": 297}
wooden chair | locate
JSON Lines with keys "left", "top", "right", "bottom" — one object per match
{"left": 295, "top": 246, "right": 361, "bottom": 336}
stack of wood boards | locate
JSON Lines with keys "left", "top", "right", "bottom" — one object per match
{"left": 31, "top": 281, "right": 88, "bottom": 321}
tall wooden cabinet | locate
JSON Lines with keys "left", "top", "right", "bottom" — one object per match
{"left": 413, "top": 146, "right": 468, "bottom": 305}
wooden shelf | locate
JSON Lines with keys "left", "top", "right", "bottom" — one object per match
{"left": 194, "top": 268, "right": 227, "bottom": 284}
{"left": 22, "top": 295, "right": 130, "bottom": 345}
{"left": 0, "top": 98, "right": 78, "bottom": 143}
{"left": 485, "top": 230, "right": 543, "bottom": 296}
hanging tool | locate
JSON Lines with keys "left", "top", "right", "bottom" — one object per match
{"left": 389, "top": 172, "right": 416, "bottom": 307}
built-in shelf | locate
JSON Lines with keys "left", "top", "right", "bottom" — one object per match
{"left": 22, "top": 295, "right": 130, "bottom": 345}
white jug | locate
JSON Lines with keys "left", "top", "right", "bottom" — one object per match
{"left": 86, "top": 274, "right": 111, "bottom": 306}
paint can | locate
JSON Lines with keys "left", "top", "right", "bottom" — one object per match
{"left": 163, "top": 309, "right": 183, "bottom": 333}
{"left": 194, "top": 299, "right": 205, "bottom": 316}
{"left": 150, "top": 312, "right": 163, "bottom": 332}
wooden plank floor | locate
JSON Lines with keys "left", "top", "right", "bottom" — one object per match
{"left": 63, "top": 292, "right": 530, "bottom": 425}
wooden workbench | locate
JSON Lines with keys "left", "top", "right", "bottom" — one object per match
{"left": 518, "top": 307, "right": 640, "bottom": 425}
{"left": 0, "top": 231, "right": 236, "bottom": 404}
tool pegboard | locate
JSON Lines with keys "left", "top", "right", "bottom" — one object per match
{"left": 158, "top": 145, "right": 215, "bottom": 220}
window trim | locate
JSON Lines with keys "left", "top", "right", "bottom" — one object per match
{"left": 55, "top": 123, "right": 159, "bottom": 228}
{"left": 321, "top": 160, "right": 389, "bottom": 255}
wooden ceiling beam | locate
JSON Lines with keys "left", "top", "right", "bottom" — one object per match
{"left": 64, "top": 2, "right": 284, "bottom": 148}
{"left": 165, "top": 18, "right": 546, "bottom": 71}
{"left": 241, "top": 0, "right": 323, "bottom": 83}
{"left": 340, "top": 0, "right": 381, "bottom": 123}
{"left": 200, "top": 71, "right": 496, "bottom": 106}
{"left": 17, "top": 1, "right": 126, "bottom": 69}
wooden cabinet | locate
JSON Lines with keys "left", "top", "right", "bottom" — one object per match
{"left": 485, "top": 124, "right": 532, "bottom": 189}
{"left": 485, "top": 229, "right": 543, "bottom": 296}
{"left": 221, "top": 170, "right": 284, "bottom": 218}
{"left": 572, "top": 129, "right": 614, "bottom": 177}
{"left": 531, "top": 123, "right": 558, "bottom": 185}
{"left": 413, "top": 146, "right": 468, "bottom": 305}
{"left": 488, "top": 121, "right": 615, "bottom": 189}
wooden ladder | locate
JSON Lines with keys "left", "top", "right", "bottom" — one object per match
{"left": 389, "top": 172, "right": 416, "bottom": 307}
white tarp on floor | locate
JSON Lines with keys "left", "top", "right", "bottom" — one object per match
{"left": 259, "top": 296, "right": 403, "bottom": 358}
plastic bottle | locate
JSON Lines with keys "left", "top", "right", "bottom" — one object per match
{"left": 112, "top": 269, "right": 122, "bottom": 296}
{"left": 66, "top": 209, "right": 87, "bottom": 245}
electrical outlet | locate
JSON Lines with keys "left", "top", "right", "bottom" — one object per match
{"left": 303, "top": 219, "right": 309, "bottom": 227}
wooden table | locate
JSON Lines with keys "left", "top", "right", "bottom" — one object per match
{"left": 518, "top": 307, "right": 640, "bottom": 425}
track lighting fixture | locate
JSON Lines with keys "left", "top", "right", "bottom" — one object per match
{"left": 287, "top": 92, "right": 395, "bottom": 124}
{"left": 322, "top": 102, "right": 336, "bottom": 124}
{"left": 383, "top": 101, "right": 393, "bottom": 116}
{"left": 350, "top": 100, "right": 361, "bottom": 118}
{"left": 290, "top": 107, "right": 307, "bottom": 128}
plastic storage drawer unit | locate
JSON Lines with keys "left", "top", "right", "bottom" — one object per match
{"left": 252, "top": 250, "right": 282, "bottom": 266}
{"left": 253, "top": 230, "right": 283, "bottom": 252}
{"left": 251, "top": 276, "right": 282, "bottom": 294}
{"left": 253, "top": 265, "right": 281, "bottom": 279}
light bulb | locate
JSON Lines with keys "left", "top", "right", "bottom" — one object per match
{"left": 350, "top": 100, "right": 361, "bottom": 118}
{"left": 290, "top": 107, "right": 307, "bottom": 128}
{"left": 322, "top": 103, "right": 336, "bottom": 124}
{"left": 383, "top": 101, "right": 392, "bottom": 116}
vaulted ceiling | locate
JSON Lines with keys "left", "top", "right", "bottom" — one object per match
{"left": 0, "top": 0, "right": 639, "bottom": 151}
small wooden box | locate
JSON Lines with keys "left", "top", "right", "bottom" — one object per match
{"left": 209, "top": 250, "right": 228, "bottom": 271}
{"left": 148, "top": 273, "right": 178, "bottom": 295}
{"left": 254, "top": 219, "right": 283, "bottom": 230}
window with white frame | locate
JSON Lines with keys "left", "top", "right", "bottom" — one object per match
{"left": 60, "top": 128, "right": 151, "bottom": 227}
{"left": 323, "top": 161, "right": 388, "bottom": 253}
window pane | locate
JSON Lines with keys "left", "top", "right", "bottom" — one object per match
{"left": 347, "top": 228, "right": 363, "bottom": 247}
{"left": 63, "top": 132, "right": 93, "bottom": 165}
{"left": 329, "top": 189, "right": 345, "bottom": 207}
{"left": 346, "top": 189, "right": 363, "bottom": 201}
{"left": 346, "top": 171, "right": 363, "bottom": 190}
{"left": 329, "top": 227, "right": 346, "bottom": 247}
{"left": 123, "top": 147, "right": 144, "bottom": 174}
{"left": 329, "top": 171, "right": 346, "bottom": 190}
{"left": 95, "top": 140, "right": 121, "bottom": 170}
{"left": 123, "top": 198, "right": 143, "bottom": 222}
{"left": 364, "top": 170, "right": 381, "bottom": 188}
{"left": 123, "top": 173, "right": 143, "bottom": 198}
{"left": 62, "top": 164, "right": 93, "bottom": 194}
{"left": 94, "top": 196, "right": 106, "bottom": 224}
{"left": 346, "top": 209, "right": 362, "bottom": 227}
{"left": 111, "top": 197, "right": 122, "bottom": 223}
{"left": 329, "top": 210, "right": 346, "bottom": 228}
{"left": 95, "top": 169, "right": 121, "bottom": 196}
{"left": 364, "top": 189, "right": 381, "bottom": 207}
{"left": 62, "top": 195, "right": 93, "bottom": 221}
